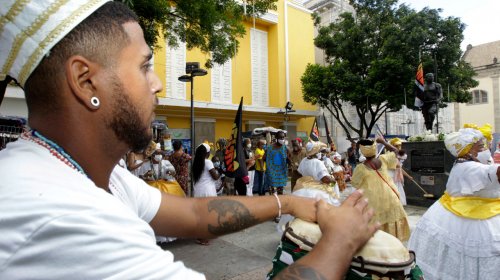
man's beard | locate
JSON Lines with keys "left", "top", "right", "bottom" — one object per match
{"left": 106, "top": 76, "right": 152, "bottom": 152}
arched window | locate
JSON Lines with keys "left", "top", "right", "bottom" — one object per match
{"left": 468, "top": 90, "right": 488, "bottom": 105}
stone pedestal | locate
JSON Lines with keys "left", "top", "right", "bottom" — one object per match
{"left": 401, "top": 141, "right": 454, "bottom": 207}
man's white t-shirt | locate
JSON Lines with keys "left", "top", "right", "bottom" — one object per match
{"left": 0, "top": 139, "right": 205, "bottom": 279}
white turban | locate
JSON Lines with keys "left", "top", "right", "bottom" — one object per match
{"left": 444, "top": 128, "right": 484, "bottom": 157}
{"left": 0, "top": 0, "right": 111, "bottom": 85}
{"left": 305, "top": 141, "right": 326, "bottom": 157}
{"left": 201, "top": 143, "right": 210, "bottom": 153}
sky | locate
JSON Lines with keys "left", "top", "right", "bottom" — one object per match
{"left": 400, "top": 0, "right": 500, "bottom": 50}
{"left": 302, "top": 0, "right": 500, "bottom": 51}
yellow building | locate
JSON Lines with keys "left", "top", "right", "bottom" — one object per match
{"left": 456, "top": 41, "right": 500, "bottom": 132}
{"left": 152, "top": 0, "right": 318, "bottom": 148}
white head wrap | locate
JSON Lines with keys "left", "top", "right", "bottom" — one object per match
{"left": 444, "top": 128, "right": 484, "bottom": 157}
{"left": 0, "top": 0, "right": 111, "bottom": 86}
{"left": 305, "top": 141, "right": 326, "bottom": 157}
{"left": 201, "top": 143, "right": 210, "bottom": 153}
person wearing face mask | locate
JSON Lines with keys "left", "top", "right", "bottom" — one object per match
{"left": 234, "top": 138, "right": 256, "bottom": 196}
{"left": 409, "top": 125, "right": 500, "bottom": 280}
{"left": 297, "top": 142, "right": 335, "bottom": 185}
{"left": 330, "top": 153, "right": 347, "bottom": 193}
{"left": 253, "top": 139, "right": 267, "bottom": 195}
{"left": 211, "top": 156, "right": 225, "bottom": 195}
{"left": 290, "top": 139, "right": 307, "bottom": 191}
{"left": 141, "top": 144, "right": 177, "bottom": 182}
{"left": 264, "top": 131, "right": 289, "bottom": 195}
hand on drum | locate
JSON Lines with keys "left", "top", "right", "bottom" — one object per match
{"left": 316, "top": 190, "right": 379, "bottom": 254}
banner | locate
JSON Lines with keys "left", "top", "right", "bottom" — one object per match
{"left": 323, "top": 113, "right": 333, "bottom": 145}
{"left": 309, "top": 117, "right": 320, "bottom": 142}
{"left": 414, "top": 62, "right": 424, "bottom": 108}
{"left": 224, "top": 97, "right": 248, "bottom": 180}
{"left": 374, "top": 124, "right": 386, "bottom": 158}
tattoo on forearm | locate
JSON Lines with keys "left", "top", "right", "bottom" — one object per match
{"left": 275, "top": 264, "right": 327, "bottom": 280}
{"left": 207, "top": 199, "right": 259, "bottom": 235}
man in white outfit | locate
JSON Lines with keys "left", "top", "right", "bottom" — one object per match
{"left": 0, "top": 1, "right": 378, "bottom": 279}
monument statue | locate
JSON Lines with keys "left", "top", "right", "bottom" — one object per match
{"left": 421, "top": 73, "right": 442, "bottom": 131}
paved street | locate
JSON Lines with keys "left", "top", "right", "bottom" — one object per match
{"left": 160, "top": 202, "right": 428, "bottom": 279}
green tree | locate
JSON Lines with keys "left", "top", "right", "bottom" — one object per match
{"left": 120, "top": 0, "right": 277, "bottom": 68}
{"left": 301, "top": 0, "right": 477, "bottom": 139}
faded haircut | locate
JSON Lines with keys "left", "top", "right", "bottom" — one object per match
{"left": 24, "top": 1, "right": 138, "bottom": 114}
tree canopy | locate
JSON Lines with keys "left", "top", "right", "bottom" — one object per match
{"left": 301, "top": 0, "right": 478, "bottom": 139}
{"left": 120, "top": 0, "right": 277, "bottom": 68}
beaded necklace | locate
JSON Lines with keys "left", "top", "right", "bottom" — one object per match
{"left": 455, "top": 157, "right": 474, "bottom": 164}
{"left": 21, "top": 130, "right": 89, "bottom": 178}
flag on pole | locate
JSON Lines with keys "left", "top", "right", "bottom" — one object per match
{"left": 309, "top": 117, "right": 320, "bottom": 141}
{"left": 224, "top": 97, "right": 248, "bottom": 181}
{"left": 323, "top": 113, "right": 333, "bottom": 145}
{"left": 374, "top": 124, "right": 386, "bottom": 158}
{"left": 414, "top": 62, "right": 424, "bottom": 108}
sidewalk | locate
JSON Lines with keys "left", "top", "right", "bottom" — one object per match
{"left": 161, "top": 193, "right": 428, "bottom": 279}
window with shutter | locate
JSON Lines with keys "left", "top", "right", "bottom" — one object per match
{"left": 166, "top": 41, "right": 186, "bottom": 99}
{"left": 250, "top": 28, "right": 269, "bottom": 107}
{"left": 211, "top": 59, "right": 232, "bottom": 104}
{"left": 468, "top": 89, "right": 488, "bottom": 105}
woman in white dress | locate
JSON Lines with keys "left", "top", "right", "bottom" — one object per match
{"left": 192, "top": 143, "right": 220, "bottom": 245}
{"left": 298, "top": 142, "right": 335, "bottom": 184}
{"left": 408, "top": 127, "right": 500, "bottom": 280}
{"left": 386, "top": 138, "right": 407, "bottom": 205}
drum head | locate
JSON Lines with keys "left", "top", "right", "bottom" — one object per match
{"left": 350, "top": 229, "right": 416, "bottom": 277}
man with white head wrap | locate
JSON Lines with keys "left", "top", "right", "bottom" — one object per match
{"left": 409, "top": 126, "right": 500, "bottom": 280}
{"left": 0, "top": 1, "right": 378, "bottom": 279}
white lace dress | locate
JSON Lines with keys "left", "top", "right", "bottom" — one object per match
{"left": 408, "top": 161, "right": 500, "bottom": 280}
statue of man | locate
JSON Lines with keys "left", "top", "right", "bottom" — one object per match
{"left": 421, "top": 73, "right": 442, "bottom": 131}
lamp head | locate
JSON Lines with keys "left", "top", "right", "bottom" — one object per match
{"left": 285, "top": 101, "right": 294, "bottom": 110}
{"left": 191, "top": 68, "right": 207, "bottom": 77}
{"left": 178, "top": 75, "right": 191, "bottom": 82}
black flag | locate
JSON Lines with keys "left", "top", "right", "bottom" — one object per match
{"left": 323, "top": 113, "right": 333, "bottom": 145}
{"left": 309, "top": 117, "right": 320, "bottom": 141}
{"left": 224, "top": 97, "right": 248, "bottom": 180}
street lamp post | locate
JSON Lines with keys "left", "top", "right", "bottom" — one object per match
{"left": 178, "top": 62, "right": 207, "bottom": 197}
{"left": 278, "top": 101, "right": 295, "bottom": 135}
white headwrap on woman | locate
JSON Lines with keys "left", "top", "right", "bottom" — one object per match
{"left": 305, "top": 141, "right": 327, "bottom": 157}
{"left": 201, "top": 143, "right": 210, "bottom": 153}
{"left": 444, "top": 128, "right": 484, "bottom": 157}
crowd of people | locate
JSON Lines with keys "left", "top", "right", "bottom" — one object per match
{"left": 120, "top": 129, "right": 357, "bottom": 204}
